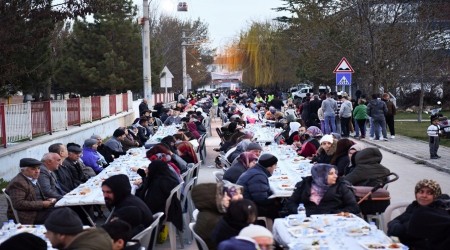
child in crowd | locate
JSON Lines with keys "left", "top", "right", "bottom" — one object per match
{"left": 427, "top": 115, "right": 441, "bottom": 159}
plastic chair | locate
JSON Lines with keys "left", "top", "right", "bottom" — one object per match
{"left": 181, "top": 177, "right": 197, "bottom": 244}
{"left": 131, "top": 212, "right": 164, "bottom": 249}
{"left": 3, "top": 188, "right": 20, "bottom": 223}
{"left": 188, "top": 162, "right": 201, "bottom": 186}
{"left": 189, "top": 222, "right": 209, "bottom": 250}
{"left": 256, "top": 216, "right": 273, "bottom": 232}
{"left": 213, "top": 170, "right": 224, "bottom": 182}
{"left": 154, "top": 117, "right": 163, "bottom": 127}
{"left": 163, "top": 182, "right": 184, "bottom": 250}
{"left": 218, "top": 155, "right": 231, "bottom": 171}
{"left": 382, "top": 201, "right": 410, "bottom": 233}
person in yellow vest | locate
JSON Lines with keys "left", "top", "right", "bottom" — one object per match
{"left": 267, "top": 93, "right": 274, "bottom": 103}
{"left": 254, "top": 92, "right": 265, "bottom": 103}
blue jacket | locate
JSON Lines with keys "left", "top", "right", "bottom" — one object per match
{"left": 236, "top": 164, "right": 272, "bottom": 203}
{"left": 81, "top": 147, "right": 103, "bottom": 174}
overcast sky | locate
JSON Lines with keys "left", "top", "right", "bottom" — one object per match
{"left": 135, "top": 0, "right": 288, "bottom": 49}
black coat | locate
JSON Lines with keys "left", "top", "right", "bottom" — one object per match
{"left": 387, "top": 201, "right": 430, "bottom": 249}
{"left": 223, "top": 161, "right": 247, "bottom": 184}
{"left": 211, "top": 218, "right": 245, "bottom": 246}
{"left": 285, "top": 176, "right": 360, "bottom": 216}
{"left": 136, "top": 163, "right": 183, "bottom": 231}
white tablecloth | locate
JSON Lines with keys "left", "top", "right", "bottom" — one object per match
{"left": 146, "top": 124, "right": 180, "bottom": 144}
{"left": 273, "top": 214, "right": 406, "bottom": 249}
{"left": 0, "top": 224, "right": 55, "bottom": 249}
{"left": 56, "top": 148, "right": 148, "bottom": 207}
{"left": 261, "top": 145, "right": 313, "bottom": 198}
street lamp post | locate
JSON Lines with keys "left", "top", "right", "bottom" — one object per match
{"left": 142, "top": 0, "right": 152, "bottom": 107}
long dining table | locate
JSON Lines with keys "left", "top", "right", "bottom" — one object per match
{"left": 55, "top": 147, "right": 149, "bottom": 225}
{"left": 273, "top": 213, "right": 406, "bottom": 249}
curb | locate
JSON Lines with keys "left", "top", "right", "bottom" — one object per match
{"left": 363, "top": 139, "right": 450, "bottom": 174}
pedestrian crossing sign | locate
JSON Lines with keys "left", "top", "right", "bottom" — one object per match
{"left": 336, "top": 72, "right": 352, "bottom": 85}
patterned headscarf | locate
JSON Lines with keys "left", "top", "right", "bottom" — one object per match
{"left": 238, "top": 152, "right": 258, "bottom": 169}
{"left": 310, "top": 164, "right": 336, "bottom": 205}
{"left": 306, "top": 126, "right": 323, "bottom": 137}
{"left": 415, "top": 179, "right": 442, "bottom": 198}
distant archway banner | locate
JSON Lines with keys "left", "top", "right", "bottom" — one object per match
{"left": 211, "top": 71, "right": 243, "bottom": 81}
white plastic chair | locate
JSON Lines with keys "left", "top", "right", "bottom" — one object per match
{"left": 181, "top": 177, "right": 197, "bottom": 244}
{"left": 213, "top": 170, "right": 224, "bottom": 182}
{"left": 131, "top": 212, "right": 164, "bottom": 249}
{"left": 382, "top": 201, "right": 410, "bottom": 233}
{"left": 163, "top": 182, "right": 184, "bottom": 250}
{"left": 3, "top": 188, "right": 20, "bottom": 223}
{"left": 189, "top": 222, "right": 209, "bottom": 250}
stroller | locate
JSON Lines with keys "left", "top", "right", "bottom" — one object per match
{"left": 350, "top": 172, "right": 399, "bottom": 218}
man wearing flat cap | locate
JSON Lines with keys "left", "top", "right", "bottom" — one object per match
{"left": 237, "top": 153, "right": 282, "bottom": 219}
{"left": 63, "top": 144, "right": 95, "bottom": 184}
{"left": 5, "top": 158, "right": 56, "bottom": 224}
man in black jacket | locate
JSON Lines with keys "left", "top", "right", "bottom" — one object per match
{"left": 102, "top": 174, "right": 153, "bottom": 227}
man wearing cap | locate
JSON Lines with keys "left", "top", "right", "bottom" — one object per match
{"left": 44, "top": 208, "right": 84, "bottom": 249}
{"left": 101, "top": 174, "right": 153, "bottom": 228}
{"left": 5, "top": 158, "right": 56, "bottom": 224}
{"left": 228, "top": 142, "right": 262, "bottom": 166}
{"left": 237, "top": 153, "right": 281, "bottom": 219}
{"left": 64, "top": 144, "right": 95, "bottom": 184}
{"left": 138, "top": 98, "right": 149, "bottom": 115}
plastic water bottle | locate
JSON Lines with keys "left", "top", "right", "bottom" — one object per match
{"left": 369, "top": 221, "right": 378, "bottom": 235}
{"left": 297, "top": 203, "right": 306, "bottom": 221}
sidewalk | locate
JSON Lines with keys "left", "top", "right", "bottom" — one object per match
{"left": 359, "top": 135, "right": 450, "bottom": 174}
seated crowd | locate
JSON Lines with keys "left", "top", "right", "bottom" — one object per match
{"left": 2, "top": 90, "right": 450, "bottom": 250}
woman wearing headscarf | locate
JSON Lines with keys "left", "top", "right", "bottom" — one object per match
{"left": 223, "top": 152, "right": 258, "bottom": 184}
{"left": 388, "top": 179, "right": 450, "bottom": 249}
{"left": 344, "top": 143, "right": 366, "bottom": 175}
{"left": 330, "top": 138, "right": 355, "bottom": 176}
{"left": 135, "top": 160, "right": 183, "bottom": 231}
{"left": 226, "top": 139, "right": 252, "bottom": 163}
{"left": 146, "top": 143, "right": 188, "bottom": 174}
{"left": 284, "top": 164, "right": 359, "bottom": 216}
{"left": 284, "top": 122, "right": 301, "bottom": 145}
{"left": 296, "top": 126, "right": 323, "bottom": 159}
{"left": 310, "top": 134, "right": 337, "bottom": 164}
{"left": 176, "top": 141, "right": 199, "bottom": 164}
{"left": 211, "top": 199, "right": 258, "bottom": 246}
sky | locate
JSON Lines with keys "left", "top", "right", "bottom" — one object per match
{"left": 135, "top": 0, "right": 288, "bottom": 49}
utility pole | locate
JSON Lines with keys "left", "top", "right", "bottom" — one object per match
{"left": 182, "top": 31, "right": 188, "bottom": 98}
{"left": 142, "top": 0, "right": 152, "bottom": 107}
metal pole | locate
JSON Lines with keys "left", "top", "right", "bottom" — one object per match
{"left": 165, "top": 78, "right": 168, "bottom": 103}
{"left": 142, "top": 0, "right": 152, "bottom": 108}
{"left": 182, "top": 31, "right": 188, "bottom": 98}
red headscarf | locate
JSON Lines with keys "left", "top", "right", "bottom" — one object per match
{"left": 176, "top": 141, "right": 199, "bottom": 164}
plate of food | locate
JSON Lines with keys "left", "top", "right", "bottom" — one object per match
{"left": 279, "top": 183, "right": 294, "bottom": 191}
{"left": 292, "top": 157, "right": 305, "bottom": 163}
{"left": 335, "top": 211, "right": 355, "bottom": 218}
{"left": 288, "top": 227, "right": 327, "bottom": 237}
{"left": 359, "top": 242, "right": 404, "bottom": 249}
{"left": 346, "top": 226, "right": 370, "bottom": 236}
{"left": 271, "top": 175, "right": 289, "bottom": 181}
{"left": 285, "top": 215, "right": 311, "bottom": 227}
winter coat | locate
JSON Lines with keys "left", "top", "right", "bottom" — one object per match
{"left": 311, "top": 140, "right": 337, "bottom": 164}
{"left": 344, "top": 148, "right": 390, "bottom": 187}
{"left": 285, "top": 176, "right": 360, "bottom": 216}
{"left": 192, "top": 183, "right": 226, "bottom": 250}
{"left": 65, "top": 228, "right": 113, "bottom": 250}
{"left": 236, "top": 164, "right": 273, "bottom": 204}
{"left": 367, "top": 99, "right": 387, "bottom": 120}
{"left": 353, "top": 104, "right": 368, "bottom": 120}
{"left": 223, "top": 160, "right": 247, "bottom": 184}
{"left": 387, "top": 201, "right": 430, "bottom": 249}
